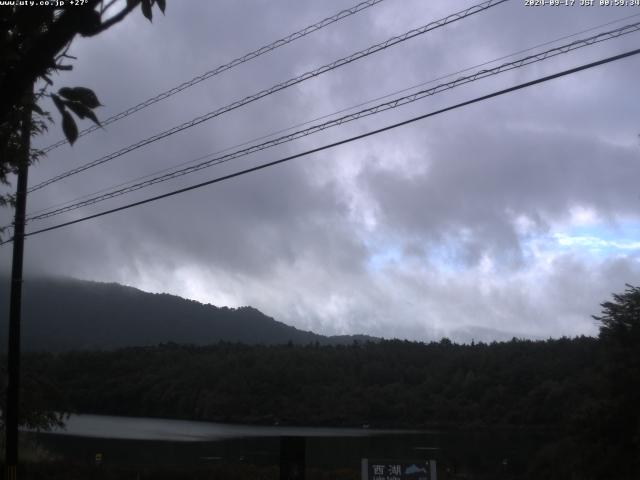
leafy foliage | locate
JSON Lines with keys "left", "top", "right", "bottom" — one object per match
{"left": 0, "top": 0, "right": 166, "bottom": 206}
{"left": 0, "top": 354, "right": 68, "bottom": 432}
{"left": 52, "top": 86, "right": 103, "bottom": 144}
{"left": 582, "top": 285, "right": 640, "bottom": 478}
{"left": 594, "top": 284, "right": 640, "bottom": 341}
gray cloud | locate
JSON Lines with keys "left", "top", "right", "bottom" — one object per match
{"left": 357, "top": 122, "right": 640, "bottom": 266}
{"left": 2, "top": 0, "right": 640, "bottom": 342}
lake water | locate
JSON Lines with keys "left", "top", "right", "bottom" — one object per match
{"left": 46, "top": 413, "right": 416, "bottom": 441}
{"left": 33, "top": 414, "right": 552, "bottom": 476}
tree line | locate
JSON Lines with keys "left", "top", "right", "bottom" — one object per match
{"left": 16, "top": 336, "right": 599, "bottom": 429}
{"left": 3, "top": 285, "right": 639, "bottom": 479}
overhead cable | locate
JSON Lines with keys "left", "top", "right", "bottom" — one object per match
{"left": 4, "top": 46, "right": 637, "bottom": 244}
{"left": 29, "top": 0, "right": 508, "bottom": 193}
{"left": 40, "top": 0, "right": 389, "bottom": 153}
{"left": 26, "top": 11, "right": 640, "bottom": 220}
{"left": 26, "top": 20, "right": 640, "bottom": 222}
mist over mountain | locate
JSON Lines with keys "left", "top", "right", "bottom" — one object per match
{"left": 0, "top": 277, "right": 377, "bottom": 351}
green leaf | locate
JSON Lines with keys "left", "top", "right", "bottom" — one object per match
{"left": 61, "top": 111, "right": 78, "bottom": 145}
{"left": 65, "top": 100, "right": 101, "bottom": 127}
{"left": 59, "top": 87, "right": 102, "bottom": 109}
{"left": 141, "top": 0, "right": 153, "bottom": 21}
{"left": 156, "top": 0, "right": 166, "bottom": 14}
{"left": 51, "top": 94, "right": 66, "bottom": 115}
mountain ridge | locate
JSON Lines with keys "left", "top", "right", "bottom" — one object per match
{"left": 0, "top": 276, "right": 378, "bottom": 351}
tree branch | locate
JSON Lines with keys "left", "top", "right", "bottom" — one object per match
{"left": 0, "top": 0, "right": 142, "bottom": 124}
{"left": 90, "top": 0, "right": 141, "bottom": 36}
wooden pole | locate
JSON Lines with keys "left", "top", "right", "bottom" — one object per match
{"left": 5, "top": 86, "right": 32, "bottom": 480}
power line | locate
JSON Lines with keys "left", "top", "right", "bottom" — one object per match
{"left": 39, "top": 0, "right": 389, "bottom": 153}
{"left": 28, "top": 0, "right": 508, "bottom": 193}
{"left": 25, "top": 11, "right": 640, "bottom": 220}
{"left": 25, "top": 20, "right": 640, "bottom": 222}
{"left": 5, "top": 47, "right": 638, "bottom": 244}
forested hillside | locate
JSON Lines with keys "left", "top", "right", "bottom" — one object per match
{"left": 21, "top": 338, "right": 599, "bottom": 428}
{"left": 3, "top": 281, "right": 638, "bottom": 478}
{"left": 0, "top": 277, "right": 375, "bottom": 351}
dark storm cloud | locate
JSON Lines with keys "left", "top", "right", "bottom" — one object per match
{"left": 2, "top": 0, "right": 640, "bottom": 340}
{"left": 357, "top": 121, "right": 640, "bottom": 266}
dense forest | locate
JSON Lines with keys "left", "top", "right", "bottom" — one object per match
{"left": 11, "top": 334, "right": 637, "bottom": 478}
{"left": 2, "top": 284, "right": 638, "bottom": 478}
{"left": 20, "top": 338, "right": 598, "bottom": 429}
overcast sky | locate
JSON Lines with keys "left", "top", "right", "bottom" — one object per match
{"left": 2, "top": 0, "right": 640, "bottom": 342}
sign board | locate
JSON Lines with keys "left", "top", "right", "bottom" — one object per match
{"left": 361, "top": 459, "right": 436, "bottom": 480}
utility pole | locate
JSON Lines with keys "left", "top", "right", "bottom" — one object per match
{"left": 5, "top": 85, "right": 33, "bottom": 480}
